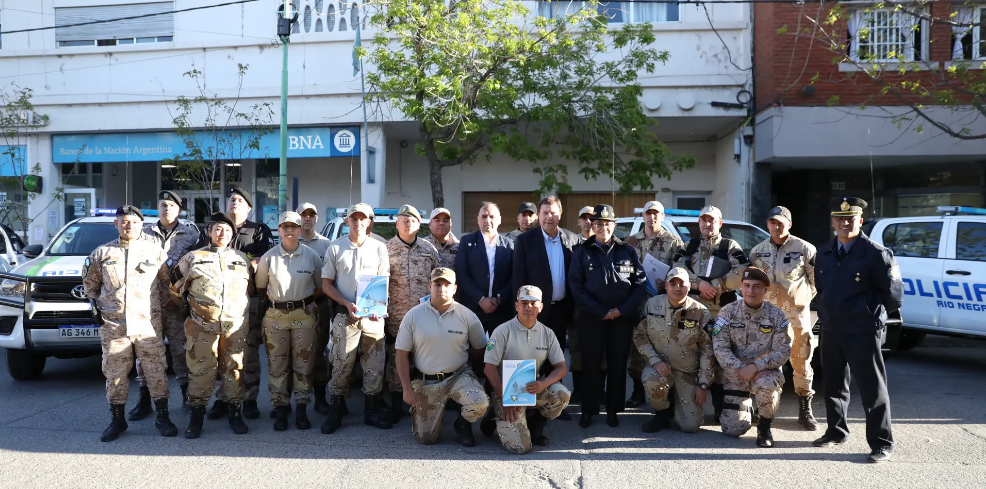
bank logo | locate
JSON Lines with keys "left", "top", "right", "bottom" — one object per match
{"left": 334, "top": 130, "right": 356, "bottom": 153}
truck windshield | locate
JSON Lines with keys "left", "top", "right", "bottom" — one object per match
{"left": 675, "top": 223, "right": 770, "bottom": 257}
{"left": 47, "top": 223, "right": 118, "bottom": 256}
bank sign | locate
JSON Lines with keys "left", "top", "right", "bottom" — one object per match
{"left": 51, "top": 126, "right": 359, "bottom": 163}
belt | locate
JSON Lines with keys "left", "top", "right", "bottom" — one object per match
{"left": 314, "top": 296, "right": 329, "bottom": 305}
{"left": 333, "top": 304, "right": 351, "bottom": 316}
{"left": 271, "top": 295, "right": 314, "bottom": 311}
{"left": 417, "top": 370, "right": 458, "bottom": 381}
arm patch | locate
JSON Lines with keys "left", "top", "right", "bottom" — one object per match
{"left": 711, "top": 316, "right": 728, "bottom": 336}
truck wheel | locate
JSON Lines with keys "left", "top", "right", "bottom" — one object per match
{"left": 896, "top": 331, "right": 926, "bottom": 351}
{"left": 5, "top": 349, "right": 46, "bottom": 381}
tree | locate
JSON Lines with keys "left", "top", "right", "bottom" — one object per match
{"left": 0, "top": 83, "right": 64, "bottom": 239}
{"left": 162, "top": 64, "right": 275, "bottom": 213}
{"left": 799, "top": 1, "right": 986, "bottom": 140}
{"left": 363, "top": 0, "right": 694, "bottom": 208}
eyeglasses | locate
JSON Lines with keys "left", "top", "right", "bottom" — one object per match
{"left": 592, "top": 221, "right": 615, "bottom": 228}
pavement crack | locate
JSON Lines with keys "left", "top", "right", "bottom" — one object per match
{"left": 959, "top": 426, "right": 986, "bottom": 444}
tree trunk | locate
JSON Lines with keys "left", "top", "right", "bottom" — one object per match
{"left": 428, "top": 155, "right": 445, "bottom": 209}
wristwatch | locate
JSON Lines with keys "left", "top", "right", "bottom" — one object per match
{"left": 698, "top": 383, "right": 709, "bottom": 391}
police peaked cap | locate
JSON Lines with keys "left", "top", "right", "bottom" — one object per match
{"left": 829, "top": 196, "right": 867, "bottom": 217}
{"left": 116, "top": 205, "right": 144, "bottom": 220}
{"left": 208, "top": 212, "right": 237, "bottom": 233}
{"left": 228, "top": 186, "right": 254, "bottom": 208}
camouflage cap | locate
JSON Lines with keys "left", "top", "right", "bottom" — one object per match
{"left": 741, "top": 266, "right": 770, "bottom": 286}
{"left": 398, "top": 204, "right": 422, "bottom": 221}
{"left": 665, "top": 267, "right": 690, "bottom": 286}
{"left": 346, "top": 202, "right": 374, "bottom": 219}
{"left": 578, "top": 206, "right": 595, "bottom": 218}
{"left": 430, "top": 267, "right": 456, "bottom": 285}
{"left": 296, "top": 202, "right": 318, "bottom": 215}
{"left": 516, "top": 285, "right": 543, "bottom": 302}
{"left": 429, "top": 207, "right": 452, "bottom": 219}
{"left": 642, "top": 201, "right": 665, "bottom": 214}
{"left": 279, "top": 211, "right": 302, "bottom": 226}
{"left": 700, "top": 205, "right": 723, "bottom": 221}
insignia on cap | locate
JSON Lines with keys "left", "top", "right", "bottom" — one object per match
{"left": 840, "top": 201, "right": 850, "bottom": 211}
{"left": 601, "top": 209, "right": 610, "bottom": 218}
{"left": 401, "top": 205, "right": 408, "bottom": 212}
{"left": 744, "top": 271, "right": 749, "bottom": 278}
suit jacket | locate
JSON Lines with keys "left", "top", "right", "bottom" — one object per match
{"left": 455, "top": 231, "right": 515, "bottom": 330}
{"left": 512, "top": 226, "right": 580, "bottom": 323}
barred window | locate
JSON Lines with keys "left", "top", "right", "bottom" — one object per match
{"left": 848, "top": 8, "right": 926, "bottom": 62}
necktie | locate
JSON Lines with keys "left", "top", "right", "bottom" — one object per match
{"left": 838, "top": 246, "right": 847, "bottom": 260}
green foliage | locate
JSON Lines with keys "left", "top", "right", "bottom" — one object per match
{"left": 365, "top": 0, "right": 693, "bottom": 206}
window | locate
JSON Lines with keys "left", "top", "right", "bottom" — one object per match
{"left": 673, "top": 222, "right": 769, "bottom": 257}
{"left": 539, "top": 1, "right": 678, "bottom": 23}
{"left": 55, "top": 3, "right": 174, "bottom": 48}
{"left": 881, "top": 222, "right": 942, "bottom": 258}
{"left": 955, "top": 222, "right": 986, "bottom": 262}
{"left": 848, "top": 8, "right": 927, "bottom": 62}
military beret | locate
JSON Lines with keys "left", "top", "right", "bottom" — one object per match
{"left": 158, "top": 190, "right": 183, "bottom": 208}
{"left": 228, "top": 186, "right": 253, "bottom": 208}
{"left": 741, "top": 266, "right": 770, "bottom": 286}
{"left": 767, "top": 206, "right": 792, "bottom": 224}
{"left": 397, "top": 204, "right": 422, "bottom": 221}
{"left": 829, "top": 196, "right": 867, "bottom": 217}
{"left": 208, "top": 212, "right": 237, "bottom": 233}
{"left": 590, "top": 204, "right": 616, "bottom": 222}
{"left": 116, "top": 205, "right": 144, "bottom": 220}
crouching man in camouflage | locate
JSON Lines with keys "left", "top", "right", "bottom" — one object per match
{"left": 395, "top": 268, "right": 490, "bottom": 446}
{"left": 634, "top": 267, "right": 714, "bottom": 434}
{"left": 712, "top": 267, "right": 793, "bottom": 447}
{"left": 484, "top": 285, "right": 570, "bottom": 454}
{"left": 171, "top": 212, "right": 254, "bottom": 438}
{"left": 83, "top": 205, "right": 176, "bottom": 442}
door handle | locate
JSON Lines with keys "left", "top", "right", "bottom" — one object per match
{"left": 946, "top": 270, "right": 971, "bottom": 276}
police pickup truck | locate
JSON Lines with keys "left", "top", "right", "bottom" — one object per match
{"left": 861, "top": 206, "right": 986, "bottom": 349}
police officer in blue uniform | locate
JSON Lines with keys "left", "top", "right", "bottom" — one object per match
{"left": 813, "top": 196, "right": 903, "bottom": 463}
{"left": 568, "top": 204, "right": 646, "bottom": 429}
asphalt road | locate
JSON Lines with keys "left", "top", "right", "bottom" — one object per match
{"left": 0, "top": 336, "right": 984, "bottom": 488}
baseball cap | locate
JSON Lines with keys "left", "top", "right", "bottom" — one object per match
{"left": 429, "top": 207, "right": 452, "bottom": 220}
{"left": 699, "top": 205, "right": 722, "bottom": 221}
{"left": 346, "top": 203, "right": 375, "bottom": 219}
{"left": 767, "top": 206, "right": 792, "bottom": 225}
{"left": 516, "top": 285, "right": 543, "bottom": 302}
{"left": 279, "top": 211, "right": 302, "bottom": 226}
{"left": 741, "top": 266, "right": 770, "bottom": 286}
{"left": 296, "top": 202, "right": 318, "bottom": 215}
{"left": 397, "top": 204, "right": 422, "bottom": 221}
{"left": 578, "top": 206, "right": 594, "bottom": 218}
{"left": 665, "top": 267, "right": 690, "bottom": 286}
{"left": 642, "top": 201, "right": 664, "bottom": 214}
{"left": 430, "top": 267, "right": 456, "bottom": 285}
{"left": 518, "top": 202, "right": 536, "bottom": 215}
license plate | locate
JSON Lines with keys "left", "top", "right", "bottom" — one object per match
{"left": 59, "top": 325, "right": 99, "bottom": 338}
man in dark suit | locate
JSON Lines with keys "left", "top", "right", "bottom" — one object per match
{"left": 455, "top": 202, "right": 515, "bottom": 332}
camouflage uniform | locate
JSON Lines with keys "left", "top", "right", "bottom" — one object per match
{"left": 137, "top": 220, "right": 200, "bottom": 387}
{"left": 750, "top": 236, "right": 817, "bottom": 396}
{"left": 423, "top": 234, "right": 459, "bottom": 271}
{"left": 385, "top": 236, "right": 440, "bottom": 393}
{"left": 171, "top": 247, "right": 254, "bottom": 407}
{"left": 299, "top": 232, "right": 333, "bottom": 389}
{"left": 711, "top": 300, "right": 793, "bottom": 437}
{"left": 256, "top": 243, "right": 323, "bottom": 406}
{"left": 626, "top": 228, "right": 684, "bottom": 382}
{"left": 83, "top": 238, "right": 171, "bottom": 404}
{"left": 634, "top": 295, "right": 713, "bottom": 433}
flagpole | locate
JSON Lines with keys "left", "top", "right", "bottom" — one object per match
{"left": 356, "top": 16, "right": 371, "bottom": 185}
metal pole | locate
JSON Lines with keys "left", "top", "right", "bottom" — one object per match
{"left": 278, "top": 0, "right": 290, "bottom": 216}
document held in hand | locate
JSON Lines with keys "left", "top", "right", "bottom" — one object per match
{"left": 642, "top": 254, "right": 671, "bottom": 295}
{"left": 355, "top": 275, "right": 389, "bottom": 318}
{"left": 502, "top": 359, "right": 537, "bottom": 407}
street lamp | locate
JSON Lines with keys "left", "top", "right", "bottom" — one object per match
{"left": 276, "top": 1, "right": 299, "bottom": 215}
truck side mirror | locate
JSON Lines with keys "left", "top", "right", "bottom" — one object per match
{"left": 22, "top": 244, "right": 43, "bottom": 259}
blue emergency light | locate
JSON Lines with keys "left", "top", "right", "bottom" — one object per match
{"left": 92, "top": 208, "right": 188, "bottom": 218}
{"left": 937, "top": 206, "right": 986, "bottom": 216}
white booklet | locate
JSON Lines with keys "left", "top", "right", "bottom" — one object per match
{"left": 502, "top": 359, "right": 537, "bottom": 407}
{"left": 355, "top": 275, "right": 389, "bottom": 318}
{"left": 642, "top": 254, "right": 670, "bottom": 295}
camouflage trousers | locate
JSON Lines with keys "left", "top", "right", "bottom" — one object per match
{"left": 215, "top": 297, "right": 261, "bottom": 401}
{"left": 186, "top": 318, "right": 247, "bottom": 408}
{"left": 783, "top": 304, "right": 816, "bottom": 397}
{"left": 312, "top": 300, "right": 333, "bottom": 387}
{"left": 409, "top": 366, "right": 489, "bottom": 445}
{"left": 136, "top": 307, "right": 188, "bottom": 386}
{"left": 493, "top": 382, "right": 570, "bottom": 454}
{"left": 720, "top": 367, "right": 784, "bottom": 437}
{"left": 262, "top": 306, "right": 317, "bottom": 406}
{"left": 100, "top": 329, "right": 169, "bottom": 404}
{"left": 641, "top": 364, "right": 703, "bottom": 433}
{"left": 328, "top": 313, "right": 385, "bottom": 397}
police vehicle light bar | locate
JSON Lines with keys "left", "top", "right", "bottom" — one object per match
{"left": 632, "top": 208, "right": 701, "bottom": 217}
{"left": 92, "top": 208, "right": 189, "bottom": 218}
{"left": 937, "top": 206, "right": 986, "bottom": 216}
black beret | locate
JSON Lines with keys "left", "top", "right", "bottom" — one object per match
{"left": 829, "top": 196, "right": 867, "bottom": 217}
{"left": 116, "top": 205, "right": 144, "bottom": 220}
{"left": 228, "top": 186, "right": 253, "bottom": 208}
{"left": 741, "top": 266, "right": 770, "bottom": 286}
{"left": 158, "top": 190, "right": 183, "bottom": 208}
{"left": 590, "top": 204, "right": 616, "bottom": 222}
{"left": 208, "top": 212, "right": 237, "bottom": 233}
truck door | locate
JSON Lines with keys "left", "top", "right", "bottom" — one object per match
{"left": 937, "top": 219, "right": 986, "bottom": 335}
{"left": 879, "top": 220, "right": 944, "bottom": 331}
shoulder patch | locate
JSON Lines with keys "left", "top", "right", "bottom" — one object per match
{"left": 778, "top": 319, "right": 790, "bottom": 331}
{"left": 486, "top": 339, "right": 496, "bottom": 351}
{"left": 711, "top": 316, "right": 728, "bottom": 336}
{"left": 889, "top": 266, "right": 899, "bottom": 280}
{"left": 81, "top": 257, "right": 91, "bottom": 279}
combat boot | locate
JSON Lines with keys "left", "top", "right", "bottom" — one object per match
{"left": 527, "top": 410, "right": 550, "bottom": 447}
{"left": 756, "top": 417, "right": 774, "bottom": 448}
{"left": 314, "top": 385, "right": 330, "bottom": 415}
{"left": 179, "top": 383, "right": 190, "bottom": 411}
{"left": 798, "top": 395, "right": 819, "bottom": 431}
{"left": 269, "top": 404, "right": 292, "bottom": 419}
{"left": 100, "top": 404, "right": 128, "bottom": 442}
{"left": 273, "top": 406, "right": 290, "bottom": 431}
{"left": 625, "top": 377, "right": 645, "bottom": 409}
{"left": 321, "top": 395, "right": 346, "bottom": 434}
{"left": 127, "top": 386, "right": 153, "bottom": 421}
{"left": 710, "top": 384, "right": 724, "bottom": 425}
{"left": 296, "top": 404, "right": 311, "bottom": 430}
{"left": 364, "top": 394, "right": 393, "bottom": 430}
{"left": 641, "top": 408, "right": 672, "bottom": 433}
{"left": 206, "top": 399, "right": 227, "bottom": 420}
{"left": 227, "top": 403, "right": 249, "bottom": 435}
{"left": 153, "top": 398, "right": 178, "bottom": 437}
{"left": 390, "top": 392, "right": 405, "bottom": 424}
{"left": 479, "top": 410, "right": 497, "bottom": 438}
{"left": 452, "top": 415, "right": 476, "bottom": 447}
{"left": 242, "top": 400, "right": 260, "bottom": 419}
{"left": 185, "top": 406, "right": 205, "bottom": 439}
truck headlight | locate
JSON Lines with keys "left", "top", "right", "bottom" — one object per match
{"left": 0, "top": 279, "right": 26, "bottom": 303}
